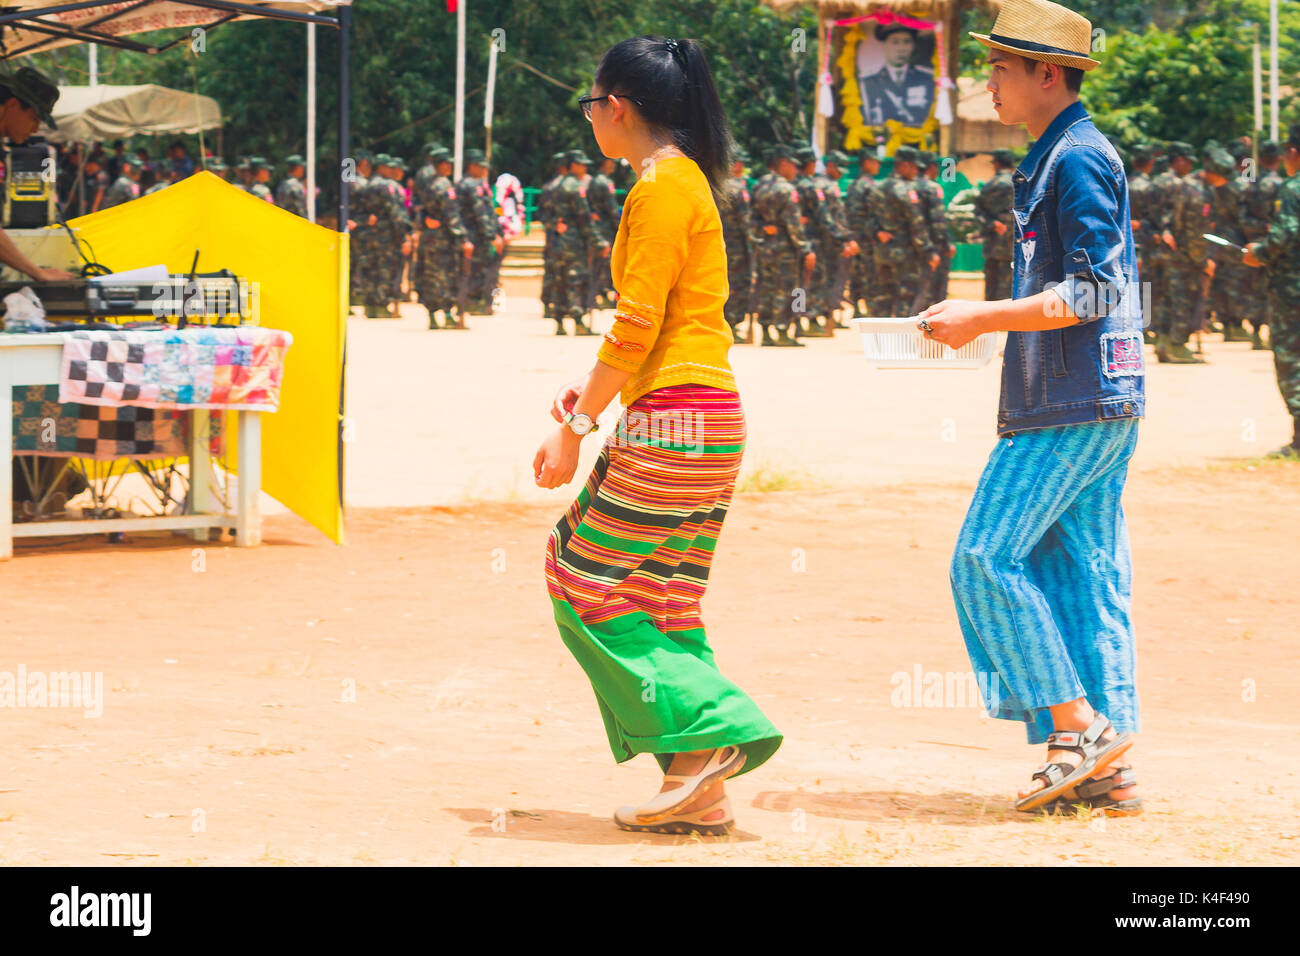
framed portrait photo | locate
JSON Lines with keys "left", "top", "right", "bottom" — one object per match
{"left": 836, "top": 13, "right": 941, "bottom": 155}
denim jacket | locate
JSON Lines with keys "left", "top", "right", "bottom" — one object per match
{"left": 999, "top": 100, "right": 1145, "bottom": 437}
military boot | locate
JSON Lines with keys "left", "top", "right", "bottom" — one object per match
{"left": 1161, "top": 340, "right": 1207, "bottom": 364}
{"left": 574, "top": 317, "right": 598, "bottom": 336}
{"left": 427, "top": 308, "right": 442, "bottom": 330}
{"left": 1267, "top": 416, "right": 1300, "bottom": 459}
{"left": 554, "top": 319, "right": 567, "bottom": 335}
{"left": 1152, "top": 333, "right": 1170, "bottom": 361}
{"left": 1223, "top": 323, "right": 1251, "bottom": 343}
{"left": 1143, "top": 329, "right": 1157, "bottom": 346}
{"left": 775, "top": 325, "right": 805, "bottom": 347}
{"left": 730, "top": 322, "right": 747, "bottom": 345}
{"left": 1252, "top": 325, "right": 1270, "bottom": 350}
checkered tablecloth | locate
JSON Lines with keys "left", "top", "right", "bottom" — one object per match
{"left": 58, "top": 327, "right": 292, "bottom": 411}
{"left": 12, "top": 384, "right": 223, "bottom": 460}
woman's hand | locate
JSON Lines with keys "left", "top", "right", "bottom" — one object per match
{"left": 918, "top": 299, "right": 991, "bottom": 350}
{"left": 533, "top": 425, "right": 581, "bottom": 489}
{"left": 551, "top": 378, "right": 587, "bottom": 423}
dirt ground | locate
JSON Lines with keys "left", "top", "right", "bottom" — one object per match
{"left": 3, "top": 276, "right": 1299, "bottom": 865}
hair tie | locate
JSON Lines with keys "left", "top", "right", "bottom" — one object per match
{"left": 664, "top": 37, "right": 685, "bottom": 66}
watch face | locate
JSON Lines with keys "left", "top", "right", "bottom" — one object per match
{"left": 569, "top": 414, "right": 591, "bottom": 435}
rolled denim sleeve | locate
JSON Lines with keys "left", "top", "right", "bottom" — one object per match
{"left": 1050, "top": 146, "right": 1129, "bottom": 324}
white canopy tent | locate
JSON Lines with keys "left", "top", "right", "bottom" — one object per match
{"left": 45, "top": 84, "right": 222, "bottom": 142}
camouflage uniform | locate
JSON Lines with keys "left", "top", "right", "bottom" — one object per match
{"left": 750, "top": 155, "right": 810, "bottom": 340}
{"left": 587, "top": 167, "right": 621, "bottom": 305}
{"left": 916, "top": 154, "right": 951, "bottom": 309}
{"left": 820, "top": 151, "right": 856, "bottom": 324}
{"left": 537, "top": 154, "right": 569, "bottom": 320}
{"left": 1245, "top": 147, "right": 1285, "bottom": 346}
{"left": 1156, "top": 150, "right": 1213, "bottom": 351}
{"left": 456, "top": 157, "right": 500, "bottom": 312}
{"left": 870, "top": 148, "right": 933, "bottom": 318}
{"left": 551, "top": 155, "right": 604, "bottom": 330}
{"left": 720, "top": 172, "right": 755, "bottom": 333}
{"left": 1207, "top": 164, "right": 1252, "bottom": 338}
{"left": 275, "top": 175, "right": 307, "bottom": 217}
{"left": 377, "top": 171, "right": 412, "bottom": 303}
{"left": 346, "top": 161, "right": 372, "bottom": 305}
{"left": 973, "top": 158, "right": 1015, "bottom": 301}
{"left": 413, "top": 150, "right": 467, "bottom": 324}
{"left": 1251, "top": 154, "right": 1300, "bottom": 452}
{"left": 1126, "top": 151, "right": 1159, "bottom": 334}
{"left": 793, "top": 150, "right": 841, "bottom": 325}
{"left": 846, "top": 158, "right": 882, "bottom": 315}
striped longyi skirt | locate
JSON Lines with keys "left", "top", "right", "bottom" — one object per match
{"left": 544, "top": 384, "right": 782, "bottom": 775}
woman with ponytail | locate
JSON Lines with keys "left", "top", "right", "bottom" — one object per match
{"left": 534, "top": 36, "right": 781, "bottom": 836}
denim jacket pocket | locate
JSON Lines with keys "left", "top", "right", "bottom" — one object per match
{"left": 1013, "top": 195, "right": 1053, "bottom": 279}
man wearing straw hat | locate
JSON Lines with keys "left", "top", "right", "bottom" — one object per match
{"left": 918, "top": 0, "right": 1145, "bottom": 815}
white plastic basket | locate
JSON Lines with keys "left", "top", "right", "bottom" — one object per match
{"left": 851, "top": 317, "right": 997, "bottom": 369}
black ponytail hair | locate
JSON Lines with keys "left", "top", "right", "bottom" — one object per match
{"left": 594, "top": 35, "right": 734, "bottom": 205}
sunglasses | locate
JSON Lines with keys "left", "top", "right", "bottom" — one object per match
{"left": 578, "top": 92, "right": 645, "bottom": 122}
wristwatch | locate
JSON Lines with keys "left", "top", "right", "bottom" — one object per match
{"left": 563, "top": 411, "right": 599, "bottom": 437}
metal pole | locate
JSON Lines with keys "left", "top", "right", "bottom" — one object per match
{"left": 337, "top": 4, "right": 350, "bottom": 231}
{"left": 454, "top": 0, "right": 465, "bottom": 181}
{"left": 88, "top": 43, "right": 97, "bottom": 86}
{"left": 307, "top": 21, "right": 316, "bottom": 223}
{"left": 1270, "top": 0, "right": 1279, "bottom": 142}
{"left": 1253, "top": 26, "right": 1262, "bottom": 171}
{"left": 484, "top": 36, "right": 497, "bottom": 166}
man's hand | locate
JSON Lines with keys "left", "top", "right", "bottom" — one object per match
{"left": 1161, "top": 230, "right": 1175, "bottom": 250}
{"left": 993, "top": 221, "right": 1008, "bottom": 236}
{"left": 462, "top": 241, "right": 474, "bottom": 258}
{"left": 556, "top": 220, "right": 568, "bottom": 234}
{"left": 1242, "top": 243, "right": 1263, "bottom": 268}
{"left": 843, "top": 241, "right": 859, "bottom": 257}
{"left": 1204, "top": 259, "right": 1216, "bottom": 278}
{"left": 492, "top": 236, "right": 504, "bottom": 254}
{"left": 877, "top": 230, "right": 893, "bottom": 244}
{"left": 803, "top": 252, "right": 816, "bottom": 271}
{"left": 762, "top": 224, "right": 778, "bottom": 235}
{"left": 32, "top": 267, "right": 77, "bottom": 281}
{"left": 368, "top": 214, "right": 378, "bottom": 227}
{"left": 598, "top": 243, "right": 611, "bottom": 259}
{"left": 928, "top": 252, "right": 940, "bottom": 271}
{"left": 918, "top": 299, "right": 991, "bottom": 350}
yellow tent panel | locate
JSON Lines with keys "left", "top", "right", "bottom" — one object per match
{"left": 68, "top": 171, "right": 347, "bottom": 544}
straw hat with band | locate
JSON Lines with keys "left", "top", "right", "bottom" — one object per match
{"left": 970, "top": 0, "right": 1101, "bottom": 72}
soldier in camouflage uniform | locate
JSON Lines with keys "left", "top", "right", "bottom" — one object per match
{"left": 720, "top": 147, "right": 755, "bottom": 344}
{"left": 1244, "top": 123, "right": 1300, "bottom": 457}
{"left": 821, "top": 150, "right": 859, "bottom": 329}
{"left": 414, "top": 147, "right": 471, "bottom": 329}
{"left": 792, "top": 145, "right": 840, "bottom": 336}
{"left": 100, "top": 157, "right": 139, "bottom": 209}
{"left": 846, "top": 148, "right": 882, "bottom": 317}
{"left": 385, "top": 156, "right": 415, "bottom": 310}
{"left": 871, "top": 145, "right": 936, "bottom": 318}
{"left": 1154, "top": 142, "right": 1213, "bottom": 363}
{"left": 550, "top": 149, "right": 607, "bottom": 336}
{"left": 974, "top": 148, "right": 1015, "bottom": 302}
{"left": 1245, "top": 140, "right": 1285, "bottom": 350}
{"left": 750, "top": 144, "right": 812, "bottom": 347}
{"left": 588, "top": 156, "right": 621, "bottom": 309}
{"left": 249, "top": 157, "right": 274, "bottom": 202}
{"left": 537, "top": 151, "right": 568, "bottom": 321}
{"left": 456, "top": 148, "right": 503, "bottom": 314}
{"left": 235, "top": 157, "right": 252, "bottom": 192}
{"left": 918, "top": 150, "right": 955, "bottom": 310}
{"left": 1204, "top": 146, "right": 1253, "bottom": 342}
{"left": 346, "top": 151, "right": 374, "bottom": 309}
{"left": 1126, "top": 145, "right": 1159, "bottom": 343}
{"left": 275, "top": 154, "right": 308, "bottom": 218}
{"left": 358, "top": 154, "right": 412, "bottom": 318}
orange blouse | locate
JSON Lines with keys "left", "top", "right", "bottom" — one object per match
{"left": 595, "top": 155, "right": 738, "bottom": 406}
